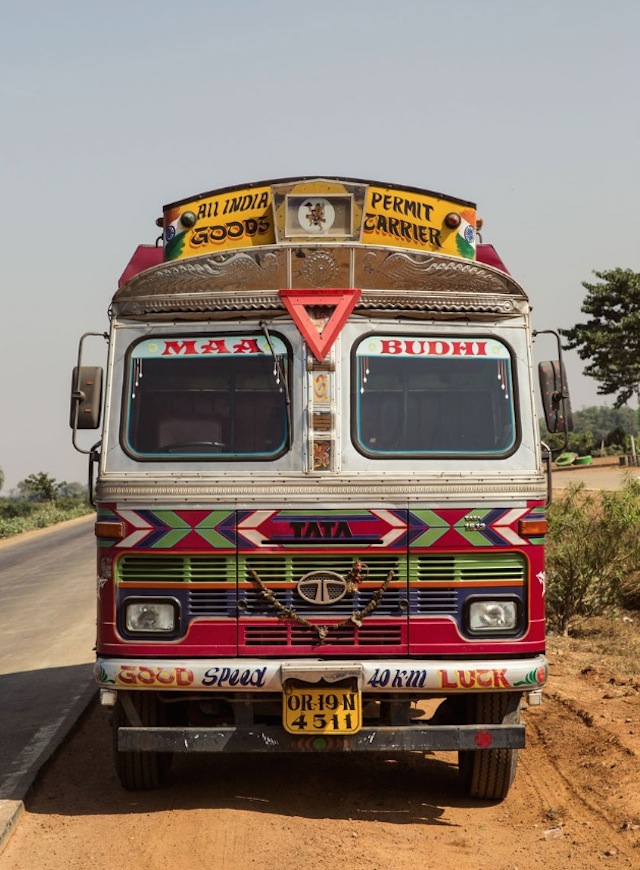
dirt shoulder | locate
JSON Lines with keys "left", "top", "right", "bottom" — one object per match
{"left": 542, "top": 626, "right": 640, "bottom": 826}
{"left": 2, "top": 617, "right": 639, "bottom": 870}
{"left": 552, "top": 454, "right": 640, "bottom": 491}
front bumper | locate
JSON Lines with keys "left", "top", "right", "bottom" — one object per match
{"left": 96, "top": 654, "right": 548, "bottom": 694}
{"left": 102, "top": 656, "right": 543, "bottom": 754}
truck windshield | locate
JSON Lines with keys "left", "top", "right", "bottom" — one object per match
{"left": 124, "top": 333, "right": 290, "bottom": 459}
{"left": 353, "top": 335, "right": 516, "bottom": 456}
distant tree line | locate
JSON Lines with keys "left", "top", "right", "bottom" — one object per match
{"left": 541, "top": 405, "right": 639, "bottom": 456}
{"left": 0, "top": 470, "right": 90, "bottom": 538}
{"left": 0, "top": 470, "right": 87, "bottom": 503}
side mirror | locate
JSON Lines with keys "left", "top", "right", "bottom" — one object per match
{"left": 70, "top": 366, "right": 103, "bottom": 430}
{"left": 538, "top": 360, "right": 573, "bottom": 434}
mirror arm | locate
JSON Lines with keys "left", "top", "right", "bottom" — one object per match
{"left": 88, "top": 441, "right": 102, "bottom": 508}
{"left": 540, "top": 441, "right": 553, "bottom": 507}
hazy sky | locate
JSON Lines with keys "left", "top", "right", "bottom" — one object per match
{"left": 1, "top": 0, "right": 639, "bottom": 492}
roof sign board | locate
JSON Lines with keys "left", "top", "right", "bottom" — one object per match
{"left": 162, "top": 177, "right": 476, "bottom": 263}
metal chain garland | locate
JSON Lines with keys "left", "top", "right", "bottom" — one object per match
{"left": 248, "top": 561, "right": 394, "bottom": 643}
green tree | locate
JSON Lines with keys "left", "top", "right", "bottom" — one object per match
{"left": 17, "top": 472, "right": 65, "bottom": 504}
{"left": 58, "top": 481, "right": 87, "bottom": 499}
{"left": 0, "top": 467, "right": 4, "bottom": 493}
{"left": 561, "top": 269, "right": 640, "bottom": 407}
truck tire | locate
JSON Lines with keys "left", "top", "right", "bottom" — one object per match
{"left": 112, "top": 692, "right": 173, "bottom": 790}
{"left": 458, "top": 692, "right": 521, "bottom": 801}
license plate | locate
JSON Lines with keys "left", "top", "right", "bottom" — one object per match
{"left": 283, "top": 681, "right": 362, "bottom": 735}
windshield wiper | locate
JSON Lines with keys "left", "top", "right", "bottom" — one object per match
{"left": 260, "top": 320, "right": 292, "bottom": 449}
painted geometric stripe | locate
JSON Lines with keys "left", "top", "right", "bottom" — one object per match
{"left": 454, "top": 508, "right": 529, "bottom": 547}
{"left": 196, "top": 511, "right": 237, "bottom": 548}
{"left": 237, "top": 510, "right": 278, "bottom": 548}
{"left": 237, "top": 509, "right": 407, "bottom": 549}
{"left": 114, "top": 508, "right": 235, "bottom": 549}
{"left": 408, "top": 510, "right": 449, "bottom": 548}
{"left": 116, "top": 509, "right": 154, "bottom": 548}
{"left": 411, "top": 506, "right": 537, "bottom": 548}
{"left": 371, "top": 510, "right": 406, "bottom": 547}
{"left": 107, "top": 505, "right": 542, "bottom": 551}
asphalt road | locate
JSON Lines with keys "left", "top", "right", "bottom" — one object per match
{"left": 0, "top": 516, "right": 96, "bottom": 845}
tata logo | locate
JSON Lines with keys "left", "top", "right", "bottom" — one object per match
{"left": 290, "top": 521, "right": 353, "bottom": 539}
{"left": 296, "top": 571, "right": 348, "bottom": 605}
{"left": 263, "top": 518, "right": 382, "bottom": 546}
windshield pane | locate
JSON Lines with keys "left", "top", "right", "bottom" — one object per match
{"left": 354, "top": 336, "right": 516, "bottom": 456}
{"left": 125, "top": 334, "right": 289, "bottom": 459}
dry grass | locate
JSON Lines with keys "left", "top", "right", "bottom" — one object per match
{"left": 566, "top": 611, "right": 640, "bottom": 678}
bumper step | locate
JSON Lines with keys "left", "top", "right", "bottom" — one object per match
{"left": 118, "top": 723, "right": 525, "bottom": 753}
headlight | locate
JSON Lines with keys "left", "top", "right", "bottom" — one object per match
{"left": 124, "top": 599, "right": 178, "bottom": 635}
{"left": 467, "top": 599, "right": 519, "bottom": 634}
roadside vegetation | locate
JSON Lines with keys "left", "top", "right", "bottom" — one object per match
{"left": 541, "top": 398, "right": 640, "bottom": 634}
{"left": 0, "top": 470, "right": 92, "bottom": 539}
{"left": 546, "top": 479, "right": 640, "bottom": 635}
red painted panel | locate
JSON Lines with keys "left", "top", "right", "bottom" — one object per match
{"left": 98, "top": 621, "right": 238, "bottom": 657}
{"left": 408, "top": 617, "right": 545, "bottom": 656}
{"left": 118, "top": 244, "right": 163, "bottom": 287}
{"left": 476, "top": 243, "right": 510, "bottom": 274}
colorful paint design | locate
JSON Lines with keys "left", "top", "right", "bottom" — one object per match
{"left": 98, "top": 503, "right": 545, "bottom": 659}
{"left": 162, "top": 178, "right": 476, "bottom": 261}
{"left": 313, "top": 441, "right": 331, "bottom": 470}
{"left": 97, "top": 505, "right": 545, "bottom": 551}
{"left": 97, "top": 507, "right": 236, "bottom": 550}
{"left": 312, "top": 373, "right": 330, "bottom": 404}
{"left": 95, "top": 657, "right": 548, "bottom": 693}
{"left": 164, "top": 185, "right": 274, "bottom": 260}
{"left": 363, "top": 185, "right": 476, "bottom": 258}
{"left": 409, "top": 506, "right": 546, "bottom": 549}
{"left": 131, "top": 335, "right": 286, "bottom": 359}
{"left": 356, "top": 336, "right": 509, "bottom": 359}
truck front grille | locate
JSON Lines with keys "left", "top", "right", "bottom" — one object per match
{"left": 118, "top": 553, "right": 234, "bottom": 583}
{"left": 117, "top": 551, "right": 525, "bottom": 586}
{"left": 116, "top": 552, "right": 525, "bottom": 624}
{"left": 242, "top": 623, "right": 403, "bottom": 647}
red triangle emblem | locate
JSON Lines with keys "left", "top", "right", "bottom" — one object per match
{"left": 279, "top": 288, "right": 361, "bottom": 361}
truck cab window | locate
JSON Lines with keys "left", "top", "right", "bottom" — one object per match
{"left": 354, "top": 335, "right": 517, "bottom": 457}
{"left": 124, "top": 333, "right": 290, "bottom": 459}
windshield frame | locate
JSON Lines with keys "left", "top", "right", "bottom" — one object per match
{"left": 350, "top": 332, "right": 520, "bottom": 460}
{"left": 120, "top": 330, "right": 292, "bottom": 462}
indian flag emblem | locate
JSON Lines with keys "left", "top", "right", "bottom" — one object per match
{"left": 456, "top": 209, "right": 477, "bottom": 259}
{"left": 163, "top": 207, "right": 187, "bottom": 260}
